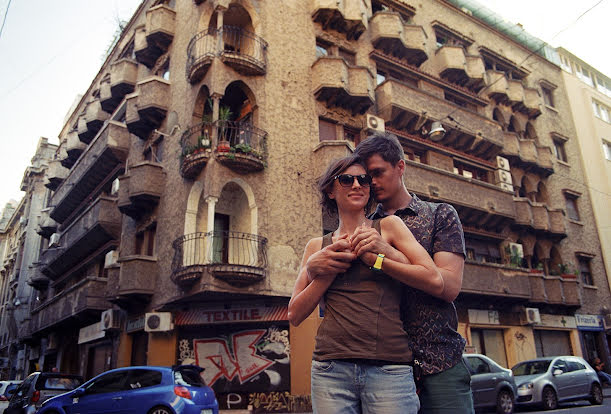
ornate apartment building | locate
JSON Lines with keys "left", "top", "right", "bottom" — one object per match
{"left": 10, "top": 0, "right": 610, "bottom": 409}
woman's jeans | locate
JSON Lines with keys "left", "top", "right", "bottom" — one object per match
{"left": 311, "top": 359, "right": 419, "bottom": 414}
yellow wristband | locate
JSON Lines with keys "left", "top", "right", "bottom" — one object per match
{"left": 372, "top": 254, "right": 385, "bottom": 271}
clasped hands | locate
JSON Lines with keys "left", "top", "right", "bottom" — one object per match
{"left": 306, "top": 225, "right": 390, "bottom": 282}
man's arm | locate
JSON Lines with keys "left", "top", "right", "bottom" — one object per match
{"left": 433, "top": 251, "right": 464, "bottom": 302}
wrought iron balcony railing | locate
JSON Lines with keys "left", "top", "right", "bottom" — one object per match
{"left": 171, "top": 231, "right": 267, "bottom": 285}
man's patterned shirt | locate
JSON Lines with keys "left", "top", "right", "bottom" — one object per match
{"left": 371, "top": 194, "right": 466, "bottom": 375}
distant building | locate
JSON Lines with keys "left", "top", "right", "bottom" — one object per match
{"left": 15, "top": 0, "right": 610, "bottom": 406}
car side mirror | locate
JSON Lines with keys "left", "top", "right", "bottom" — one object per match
{"left": 72, "top": 387, "right": 86, "bottom": 397}
{"left": 553, "top": 369, "right": 564, "bottom": 376}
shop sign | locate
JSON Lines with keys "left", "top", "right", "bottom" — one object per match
{"left": 126, "top": 316, "right": 145, "bottom": 333}
{"left": 575, "top": 314, "right": 603, "bottom": 331}
{"left": 468, "top": 309, "right": 499, "bottom": 325}
{"left": 78, "top": 322, "right": 105, "bottom": 344}
{"left": 176, "top": 306, "right": 288, "bottom": 326}
{"left": 538, "top": 314, "right": 576, "bottom": 329}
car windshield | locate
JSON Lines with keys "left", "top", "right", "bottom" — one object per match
{"left": 512, "top": 360, "right": 551, "bottom": 376}
{"left": 174, "top": 368, "right": 206, "bottom": 387}
{"left": 41, "top": 376, "right": 83, "bottom": 390}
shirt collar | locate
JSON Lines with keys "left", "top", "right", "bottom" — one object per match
{"left": 371, "top": 193, "right": 423, "bottom": 218}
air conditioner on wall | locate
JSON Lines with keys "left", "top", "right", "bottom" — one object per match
{"left": 49, "top": 233, "right": 60, "bottom": 247}
{"left": 603, "top": 314, "right": 611, "bottom": 330}
{"left": 494, "top": 169, "right": 513, "bottom": 185}
{"left": 522, "top": 307, "right": 541, "bottom": 325}
{"left": 101, "top": 309, "right": 122, "bottom": 331}
{"left": 496, "top": 156, "right": 510, "bottom": 171}
{"left": 508, "top": 242, "right": 524, "bottom": 259}
{"left": 366, "top": 114, "right": 385, "bottom": 132}
{"left": 499, "top": 182, "right": 514, "bottom": 192}
{"left": 104, "top": 250, "right": 118, "bottom": 268}
{"left": 145, "top": 312, "right": 173, "bottom": 332}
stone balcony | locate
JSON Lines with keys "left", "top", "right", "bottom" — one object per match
{"left": 485, "top": 70, "right": 508, "bottom": 102}
{"left": 51, "top": 121, "right": 129, "bottom": 224}
{"left": 507, "top": 79, "right": 524, "bottom": 106}
{"left": 135, "top": 4, "right": 176, "bottom": 68}
{"left": 462, "top": 262, "right": 530, "bottom": 300}
{"left": 77, "top": 100, "right": 109, "bottom": 144}
{"left": 43, "top": 196, "right": 121, "bottom": 279}
{"left": 126, "top": 77, "right": 170, "bottom": 139}
{"left": 312, "top": 57, "right": 374, "bottom": 114}
{"left": 30, "top": 277, "right": 108, "bottom": 333}
{"left": 44, "top": 159, "right": 68, "bottom": 191}
{"left": 513, "top": 198, "right": 567, "bottom": 237}
{"left": 171, "top": 231, "right": 268, "bottom": 289}
{"left": 118, "top": 161, "right": 166, "bottom": 219}
{"left": 376, "top": 79, "right": 504, "bottom": 157}
{"left": 403, "top": 160, "right": 515, "bottom": 230}
{"left": 37, "top": 208, "right": 57, "bottom": 239}
{"left": 502, "top": 133, "right": 554, "bottom": 176}
{"left": 113, "top": 255, "right": 157, "bottom": 304}
{"left": 312, "top": 0, "right": 367, "bottom": 40}
{"left": 513, "top": 87, "right": 541, "bottom": 119}
{"left": 464, "top": 55, "right": 486, "bottom": 92}
{"left": 27, "top": 263, "right": 50, "bottom": 290}
{"left": 369, "top": 12, "right": 427, "bottom": 67}
{"left": 101, "top": 59, "right": 138, "bottom": 113}
{"left": 62, "top": 131, "right": 86, "bottom": 169}
{"left": 528, "top": 273, "right": 580, "bottom": 306}
{"left": 428, "top": 46, "right": 467, "bottom": 83}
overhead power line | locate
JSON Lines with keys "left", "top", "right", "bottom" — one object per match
{"left": 0, "top": 0, "right": 12, "bottom": 40}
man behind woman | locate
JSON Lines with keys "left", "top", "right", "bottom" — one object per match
{"left": 289, "top": 132, "right": 473, "bottom": 414}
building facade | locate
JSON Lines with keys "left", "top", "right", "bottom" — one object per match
{"left": 11, "top": 0, "right": 610, "bottom": 410}
{"left": 555, "top": 47, "right": 611, "bottom": 364}
{"left": 0, "top": 138, "right": 56, "bottom": 379}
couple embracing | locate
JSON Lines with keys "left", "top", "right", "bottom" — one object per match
{"left": 289, "top": 133, "right": 474, "bottom": 414}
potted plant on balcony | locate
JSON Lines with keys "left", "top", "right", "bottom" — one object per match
{"left": 529, "top": 263, "right": 544, "bottom": 274}
{"left": 216, "top": 105, "right": 233, "bottom": 153}
{"left": 557, "top": 262, "right": 578, "bottom": 279}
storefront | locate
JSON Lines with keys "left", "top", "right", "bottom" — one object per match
{"left": 174, "top": 305, "right": 298, "bottom": 412}
{"left": 533, "top": 314, "right": 580, "bottom": 357}
{"left": 576, "top": 314, "right": 611, "bottom": 365}
{"left": 466, "top": 309, "right": 510, "bottom": 367}
{"left": 78, "top": 321, "right": 111, "bottom": 379}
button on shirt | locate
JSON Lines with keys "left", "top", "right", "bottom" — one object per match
{"left": 370, "top": 194, "right": 466, "bottom": 375}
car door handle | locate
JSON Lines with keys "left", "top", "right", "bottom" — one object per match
{"left": 112, "top": 397, "right": 123, "bottom": 400}
{"left": 492, "top": 377, "right": 497, "bottom": 381}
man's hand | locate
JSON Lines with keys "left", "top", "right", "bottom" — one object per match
{"left": 349, "top": 225, "right": 409, "bottom": 266}
{"left": 306, "top": 234, "right": 355, "bottom": 281}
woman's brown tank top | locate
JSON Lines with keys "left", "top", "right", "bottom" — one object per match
{"left": 312, "top": 219, "right": 412, "bottom": 363}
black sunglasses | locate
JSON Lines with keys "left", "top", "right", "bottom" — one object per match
{"left": 334, "top": 174, "right": 372, "bottom": 187}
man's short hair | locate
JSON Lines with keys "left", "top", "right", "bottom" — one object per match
{"left": 354, "top": 132, "right": 404, "bottom": 166}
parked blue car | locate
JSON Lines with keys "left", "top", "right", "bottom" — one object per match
{"left": 37, "top": 365, "right": 218, "bottom": 414}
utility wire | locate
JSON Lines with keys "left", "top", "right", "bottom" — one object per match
{"left": 0, "top": 0, "right": 12, "bottom": 40}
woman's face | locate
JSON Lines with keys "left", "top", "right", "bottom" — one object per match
{"left": 329, "top": 164, "right": 371, "bottom": 212}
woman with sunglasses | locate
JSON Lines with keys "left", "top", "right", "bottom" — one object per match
{"left": 288, "top": 155, "right": 443, "bottom": 414}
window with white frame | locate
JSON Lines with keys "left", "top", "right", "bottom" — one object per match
{"left": 559, "top": 55, "right": 572, "bottom": 73}
{"left": 576, "top": 64, "right": 594, "bottom": 87}
{"left": 603, "top": 140, "right": 611, "bottom": 161}
{"left": 592, "top": 100, "right": 610, "bottom": 123}
{"left": 595, "top": 77, "right": 611, "bottom": 98}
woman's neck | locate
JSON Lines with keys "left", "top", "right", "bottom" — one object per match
{"left": 335, "top": 209, "right": 369, "bottom": 236}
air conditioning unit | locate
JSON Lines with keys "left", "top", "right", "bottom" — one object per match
{"left": 104, "top": 250, "right": 118, "bottom": 268}
{"left": 366, "top": 114, "right": 385, "bottom": 132}
{"left": 603, "top": 314, "right": 611, "bottom": 330}
{"left": 19, "top": 217, "right": 28, "bottom": 226}
{"left": 101, "top": 309, "right": 122, "bottom": 331}
{"left": 494, "top": 169, "right": 513, "bottom": 185}
{"left": 496, "top": 156, "right": 510, "bottom": 171}
{"left": 111, "top": 178, "right": 120, "bottom": 196}
{"left": 47, "top": 332, "right": 58, "bottom": 351}
{"left": 522, "top": 307, "right": 541, "bottom": 324}
{"left": 508, "top": 242, "right": 524, "bottom": 259}
{"left": 145, "top": 312, "right": 173, "bottom": 332}
{"left": 499, "top": 182, "right": 514, "bottom": 192}
{"left": 49, "top": 233, "right": 60, "bottom": 247}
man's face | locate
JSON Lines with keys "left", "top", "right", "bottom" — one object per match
{"left": 364, "top": 154, "right": 404, "bottom": 203}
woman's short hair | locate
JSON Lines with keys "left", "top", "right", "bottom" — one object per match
{"left": 354, "top": 132, "right": 404, "bottom": 166}
{"left": 317, "top": 155, "right": 374, "bottom": 215}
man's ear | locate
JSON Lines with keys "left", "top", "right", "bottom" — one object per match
{"left": 397, "top": 159, "right": 406, "bottom": 175}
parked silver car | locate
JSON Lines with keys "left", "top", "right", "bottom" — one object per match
{"left": 512, "top": 356, "right": 603, "bottom": 410}
{"left": 463, "top": 354, "right": 517, "bottom": 414}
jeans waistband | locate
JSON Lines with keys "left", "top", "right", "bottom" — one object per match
{"left": 338, "top": 358, "right": 413, "bottom": 367}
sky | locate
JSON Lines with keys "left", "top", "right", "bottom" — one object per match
{"left": 0, "top": 0, "right": 609, "bottom": 212}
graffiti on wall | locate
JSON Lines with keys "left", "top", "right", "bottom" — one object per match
{"left": 178, "top": 324, "right": 290, "bottom": 395}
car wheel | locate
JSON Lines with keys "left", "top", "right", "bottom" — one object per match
{"left": 496, "top": 389, "right": 514, "bottom": 414}
{"left": 149, "top": 406, "right": 172, "bottom": 414}
{"left": 541, "top": 386, "right": 558, "bottom": 410}
{"left": 589, "top": 382, "right": 603, "bottom": 405}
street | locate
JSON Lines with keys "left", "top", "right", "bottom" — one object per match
{"left": 513, "top": 398, "right": 611, "bottom": 414}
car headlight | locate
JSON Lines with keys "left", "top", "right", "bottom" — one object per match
{"left": 518, "top": 382, "right": 533, "bottom": 391}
